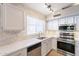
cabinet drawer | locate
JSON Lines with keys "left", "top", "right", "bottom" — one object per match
{"left": 7, "top": 48, "right": 27, "bottom": 56}
{"left": 41, "top": 39, "right": 52, "bottom": 56}
{"left": 42, "top": 40, "right": 47, "bottom": 46}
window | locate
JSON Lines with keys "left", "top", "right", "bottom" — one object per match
{"left": 47, "top": 20, "right": 58, "bottom": 30}
{"left": 27, "top": 16, "right": 45, "bottom": 35}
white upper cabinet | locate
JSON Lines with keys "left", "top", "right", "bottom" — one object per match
{"left": 58, "top": 16, "right": 75, "bottom": 26}
{"left": 58, "top": 18, "right": 66, "bottom": 25}
{"left": 66, "top": 17, "right": 74, "bottom": 25}
{"left": 0, "top": 4, "right": 24, "bottom": 31}
{"left": 47, "top": 20, "right": 58, "bottom": 30}
{"left": 76, "top": 15, "right": 79, "bottom": 30}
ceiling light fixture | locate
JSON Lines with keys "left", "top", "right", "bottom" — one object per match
{"left": 45, "top": 3, "right": 53, "bottom": 12}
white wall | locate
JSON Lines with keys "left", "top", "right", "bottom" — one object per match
{"left": 0, "top": 3, "right": 46, "bottom": 46}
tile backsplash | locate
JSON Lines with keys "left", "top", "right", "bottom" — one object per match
{"left": 0, "top": 31, "right": 19, "bottom": 46}
{"left": 45, "top": 31, "right": 59, "bottom": 38}
{"left": 0, "top": 30, "right": 39, "bottom": 46}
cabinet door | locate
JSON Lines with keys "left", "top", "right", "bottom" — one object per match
{"left": 66, "top": 17, "right": 74, "bottom": 25}
{"left": 41, "top": 40, "right": 48, "bottom": 56}
{"left": 52, "top": 38, "right": 57, "bottom": 50}
{"left": 76, "top": 15, "right": 79, "bottom": 30}
{"left": 58, "top": 18, "right": 66, "bottom": 25}
{"left": 41, "top": 39, "right": 52, "bottom": 56}
{"left": 7, "top": 48, "right": 27, "bottom": 56}
{"left": 52, "top": 20, "right": 58, "bottom": 30}
{"left": 2, "top": 4, "right": 24, "bottom": 31}
{"left": 75, "top": 41, "right": 79, "bottom": 56}
{"left": 47, "top": 20, "right": 58, "bottom": 30}
{"left": 47, "top": 39, "right": 52, "bottom": 52}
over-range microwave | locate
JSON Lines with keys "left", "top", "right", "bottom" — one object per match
{"left": 59, "top": 25, "right": 75, "bottom": 31}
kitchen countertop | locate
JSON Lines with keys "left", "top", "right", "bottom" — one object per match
{"left": 0, "top": 36, "right": 54, "bottom": 56}
{"left": 0, "top": 38, "right": 42, "bottom": 56}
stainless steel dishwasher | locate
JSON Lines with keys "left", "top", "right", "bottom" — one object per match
{"left": 27, "top": 42, "right": 41, "bottom": 56}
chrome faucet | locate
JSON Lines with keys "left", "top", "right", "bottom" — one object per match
{"left": 39, "top": 32, "right": 42, "bottom": 37}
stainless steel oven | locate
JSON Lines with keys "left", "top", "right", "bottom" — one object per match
{"left": 59, "top": 32, "right": 74, "bottom": 40}
{"left": 57, "top": 41, "right": 75, "bottom": 55}
{"left": 58, "top": 24, "right": 75, "bottom": 56}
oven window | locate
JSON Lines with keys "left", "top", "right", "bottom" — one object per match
{"left": 57, "top": 41, "right": 75, "bottom": 54}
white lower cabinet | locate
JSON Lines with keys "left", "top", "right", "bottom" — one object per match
{"left": 41, "top": 39, "right": 52, "bottom": 56}
{"left": 7, "top": 48, "right": 27, "bottom": 56}
{"left": 75, "top": 41, "right": 79, "bottom": 56}
{"left": 5, "top": 38, "right": 57, "bottom": 56}
{"left": 52, "top": 38, "right": 57, "bottom": 50}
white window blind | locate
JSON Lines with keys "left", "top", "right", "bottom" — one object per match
{"left": 27, "top": 16, "right": 45, "bottom": 35}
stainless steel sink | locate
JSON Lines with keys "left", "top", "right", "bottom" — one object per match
{"left": 37, "top": 37, "right": 46, "bottom": 40}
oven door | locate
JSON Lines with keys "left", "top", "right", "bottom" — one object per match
{"left": 57, "top": 41, "right": 75, "bottom": 54}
